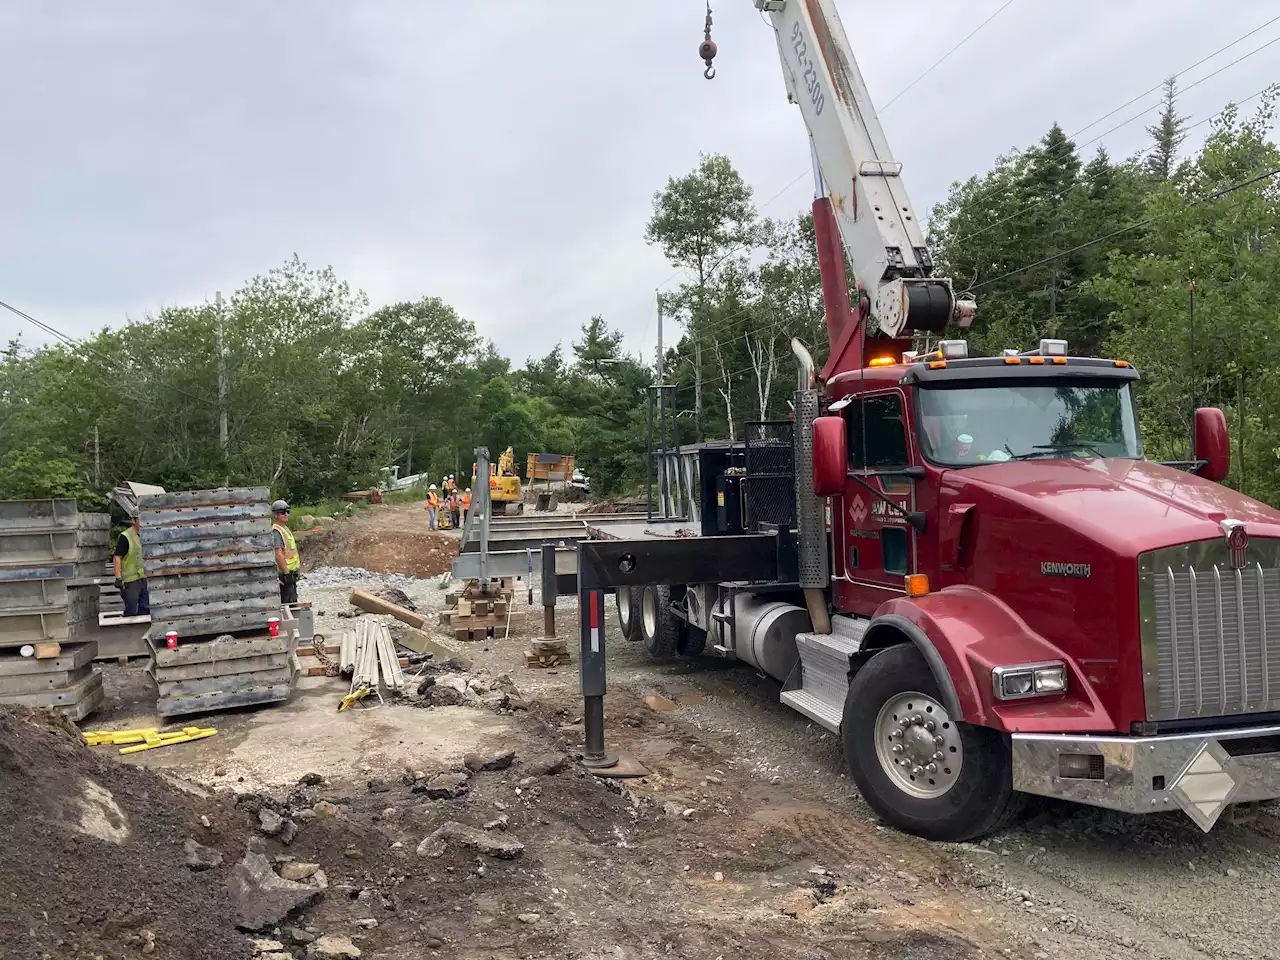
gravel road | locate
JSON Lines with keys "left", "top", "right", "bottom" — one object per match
{"left": 295, "top": 506, "right": 1280, "bottom": 960}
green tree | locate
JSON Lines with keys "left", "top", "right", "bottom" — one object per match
{"left": 646, "top": 153, "right": 759, "bottom": 439}
{"left": 1146, "top": 76, "right": 1189, "bottom": 182}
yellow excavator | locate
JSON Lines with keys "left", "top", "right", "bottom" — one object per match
{"left": 473, "top": 446, "right": 524, "bottom": 515}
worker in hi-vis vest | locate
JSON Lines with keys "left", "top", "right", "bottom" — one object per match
{"left": 271, "top": 500, "right": 301, "bottom": 605}
{"left": 425, "top": 484, "right": 439, "bottom": 530}
{"left": 112, "top": 510, "right": 150, "bottom": 617}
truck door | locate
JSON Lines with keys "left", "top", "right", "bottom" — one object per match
{"left": 836, "top": 389, "right": 915, "bottom": 616}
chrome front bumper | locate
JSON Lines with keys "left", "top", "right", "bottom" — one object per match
{"left": 1012, "top": 724, "right": 1280, "bottom": 831}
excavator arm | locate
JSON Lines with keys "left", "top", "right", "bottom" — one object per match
{"left": 751, "top": 0, "right": 975, "bottom": 342}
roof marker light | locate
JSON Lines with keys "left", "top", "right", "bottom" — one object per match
{"left": 869, "top": 356, "right": 895, "bottom": 367}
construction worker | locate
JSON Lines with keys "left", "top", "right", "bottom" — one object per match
{"left": 271, "top": 500, "right": 301, "bottom": 604}
{"left": 112, "top": 511, "right": 149, "bottom": 617}
{"left": 447, "top": 474, "right": 457, "bottom": 493}
{"left": 447, "top": 487, "right": 461, "bottom": 528}
{"left": 426, "top": 484, "right": 439, "bottom": 530}
{"left": 461, "top": 487, "right": 472, "bottom": 518}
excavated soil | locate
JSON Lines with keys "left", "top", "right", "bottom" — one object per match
{"left": 297, "top": 504, "right": 457, "bottom": 579}
{"left": 0, "top": 708, "right": 255, "bottom": 960}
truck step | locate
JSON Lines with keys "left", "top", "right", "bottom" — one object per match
{"left": 779, "top": 688, "right": 845, "bottom": 731}
{"left": 778, "top": 627, "right": 866, "bottom": 734}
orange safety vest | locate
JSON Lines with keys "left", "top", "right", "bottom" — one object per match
{"left": 461, "top": 492, "right": 471, "bottom": 510}
{"left": 426, "top": 491, "right": 438, "bottom": 507}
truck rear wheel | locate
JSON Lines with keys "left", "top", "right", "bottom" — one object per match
{"left": 640, "top": 584, "right": 682, "bottom": 659}
{"left": 841, "top": 643, "right": 1024, "bottom": 842}
{"left": 617, "top": 586, "right": 641, "bottom": 642}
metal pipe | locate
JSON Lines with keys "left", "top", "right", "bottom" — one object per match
{"left": 646, "top": 388, "right": 654, "bottom": 522}
{"left": 804, "top": 588, "right": 832, "bottom": 635}
{"left": 792, "top": 338, "right": 815, "bottom": 392}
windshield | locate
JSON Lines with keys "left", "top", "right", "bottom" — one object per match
{"left": 917, "top": 381, "right": 1142, "bottom": 467}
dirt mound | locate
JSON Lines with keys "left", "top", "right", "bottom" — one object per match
{"left": 0, "top": 707, "right": 254, "bottom": 960}
{"left": 299, "top": 526, "right": 457, "bottom": 579}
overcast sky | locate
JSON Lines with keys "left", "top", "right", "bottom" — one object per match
{"left": 2, "top": 1, "right": 1278, "bottom": 369}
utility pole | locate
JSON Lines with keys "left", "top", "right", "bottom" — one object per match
{"left": 694, "top": 340, "right": 703, "bottom": 443}
{"left": 216, "top": 291, "right": 228, "bottom": 453}
{"left": 93, "top": 425, "right": 100, "bottom": 489}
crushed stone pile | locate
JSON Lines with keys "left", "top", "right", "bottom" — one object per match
{"left": 0, "top": 707, "right": 254, "bottom": 960}
{"left": 303, "top": 566, "right": 424, "bottom": 590}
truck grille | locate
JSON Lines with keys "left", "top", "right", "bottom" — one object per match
{"left": 1140, "top": 538, "right": 1280, "bottom": 721}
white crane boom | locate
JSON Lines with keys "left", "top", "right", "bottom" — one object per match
{"left": 754, "top": 0, "right": 973, "bottom": 336}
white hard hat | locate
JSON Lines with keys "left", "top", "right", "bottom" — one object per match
{"left": 429, "top": 484, "right": 437, "bottom": 490}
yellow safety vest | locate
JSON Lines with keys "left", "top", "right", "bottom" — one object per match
{"left": 121, "top": 527, "right": 146, "bottom": 583}
{"left": 272, "top": 522, "right": 300, "bottom": 573}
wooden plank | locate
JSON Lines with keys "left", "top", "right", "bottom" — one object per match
{"left": 0, "top": 642, "right": 96, "bottom": 676}
{"left": 154, "top": 675, "right": 295, "bottom": 718}
{"left": 34, "top": 642, "right": 62, "bottom": 659}
{"left": 0, "top": 662, "right": 94, "bottom": 695}
{"left": 158, "top": 665, "right": 294, "bottom": 698}
{"left": 151, "top": 651, "right": 290, "bottom": 682}
{"left": 150, "top": 633, "right": 286, "bottom": 667}
{"left": 395, "top": 628, "right": 454, "bottom": 659}
{"left": 349, "top": 589, "right": 426, "bottom": 628}
{"left": 0, "top": 668, "right": 101, "bottom": 708}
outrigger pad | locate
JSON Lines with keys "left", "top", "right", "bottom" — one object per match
{"left": 588, "top": 751, "right": 650, "bottom": 779}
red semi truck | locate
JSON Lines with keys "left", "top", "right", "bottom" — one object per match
{"left": 568, "top": 1, "right": 1280, "bottom": 841}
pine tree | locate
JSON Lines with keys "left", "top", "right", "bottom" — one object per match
{"left": 1145, "top": 76, "right": 1188, "bottom": 181}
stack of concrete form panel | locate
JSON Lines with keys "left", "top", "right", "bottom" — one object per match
{"left": 0, "top": 498, "right": 109, "bottom": 719}
{"left": 139, "top": 487, "right": 297, "bottom": 717}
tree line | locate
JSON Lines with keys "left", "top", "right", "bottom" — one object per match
{"left": 3, "top": 80, "right": 1278, "bottom": 508}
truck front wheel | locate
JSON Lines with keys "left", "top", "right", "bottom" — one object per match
{"left": 640, "top": 584, "right": 683, "bottom": 659}
{"left": 841, "top": 643, "right": 1024, "bottom": 842}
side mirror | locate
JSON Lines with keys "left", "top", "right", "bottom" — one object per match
{"left": 812, "top": 416, "right": 847, "bottom": 496}
{"left": 1193, "top": 407, "right": 1230, "bottom": 482}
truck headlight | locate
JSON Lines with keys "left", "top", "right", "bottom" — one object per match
{"left": 992, "top": 662, "right": 1068, "bottom": 700}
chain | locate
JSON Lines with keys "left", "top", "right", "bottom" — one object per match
{"left": 313, "top": 634, "right": 339, "bottom": 677}
{"left": 699, "top": 1, "right": 718, "bottom": 79}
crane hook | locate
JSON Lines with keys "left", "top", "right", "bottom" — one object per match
{"left": 700, "top": 1, "right": 717, "bottom": 79}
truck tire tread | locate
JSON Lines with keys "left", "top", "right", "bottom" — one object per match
{"left": 642, "top": 584, "right": 682, "bottom": 659}
{"left": 842, "top": 643, "right": 1024, "bottom": 842}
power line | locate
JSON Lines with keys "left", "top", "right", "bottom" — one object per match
{"left": 949, "top": 81, "right": 1277, "bottom": 248}
{"left": 0, "top": 297, "right": 226, "bottom": 412}
{"left": 668, "top": 77, "right": 1271, "bottom": 351}
{"left": 1071, "top": 12, "right": 1280, "bottom": 139}
{"left": 966, "top": 166, "right": 1280, "bottom": 293}
{"left": 881, "top": 0, "right": 1018, "bottom": 111}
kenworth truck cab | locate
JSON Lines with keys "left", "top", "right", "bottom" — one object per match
{"left": 574, "top": 0, "right": 1280, "bottom": 840}
{"left": 606, "top": 337, "right": 1280, "bottom": 841}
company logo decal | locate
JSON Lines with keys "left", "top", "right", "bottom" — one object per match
{"left": 1041, "top": 562, "right": 1091, "bottom": 578}
{"left": 848, "top": 494, "right": 867, "bottom": 525}
{"left": 1222, "top": 519, "right": 1249, "bottom": 570}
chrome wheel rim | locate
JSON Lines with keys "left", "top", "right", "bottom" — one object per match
{"left": 618, "top": 586, "right": 632, "bottom": 631}
{"left": 641, "top": 587, "right": 657, "bottom": 640}
{"left": 873, "top": 691, "right": 963, "bottom": 799}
